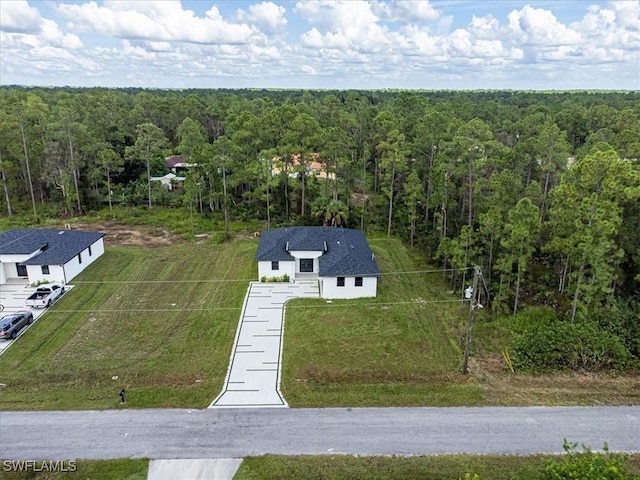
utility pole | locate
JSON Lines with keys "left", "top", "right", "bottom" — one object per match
{"left": 462, "top": 266, "right": 481, "bottom": 375}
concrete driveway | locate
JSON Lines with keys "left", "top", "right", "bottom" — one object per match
{"left": 211, "top": 280, "right": 319, "bottom": 408}
{"left": 0, "top": 281, "right": 71, "bottom": 354}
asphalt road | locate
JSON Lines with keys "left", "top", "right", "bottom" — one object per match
{"left": 1, "top": 406, "right": 639, "bottom": 460}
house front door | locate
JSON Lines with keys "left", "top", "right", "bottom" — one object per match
{"left": 16, "top": 264, "right": 28, "bottom": 277}
{"left": 299, "top": 258, "right": 313, "bottom": 273}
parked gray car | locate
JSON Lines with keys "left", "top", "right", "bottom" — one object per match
{"left": 0, "top": 311, "right": 34, "bottom": 340}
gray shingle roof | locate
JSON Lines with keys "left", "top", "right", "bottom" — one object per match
{"left": 255, "top": 227, "right": 380, "bottom": 277}
{"left": 0, "top": 229, "right": 105, "bottom": 266}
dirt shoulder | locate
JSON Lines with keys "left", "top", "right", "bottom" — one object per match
{"left": 471, "top": 355, "right": 640, "bottom": 406}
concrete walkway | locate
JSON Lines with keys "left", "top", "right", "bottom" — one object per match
{"left": 210, "top": 280, "right": 319, "bottom": 408}
{"left": 147, "top": 459, "right": 242, "bottom": 480}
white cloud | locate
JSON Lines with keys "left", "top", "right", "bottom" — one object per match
{"left": 295, "top": 1, "right": 391, "bottom": 53}
{"left": 0, "top": 0, "right": 41, "bottom": 33}
{"left": 236, "top": 2, "right": 287, "bottom": 34}
{"left": 372, "top": 0, "right": 439, "bottom": 24}
{"left": 1, "top": 0, "right": 638, "bottom": 90}
{"left": 56, "top": 0, "right": 257, "bottom": 44}
{"left": 468, "top": 14, "right": 500, "bottom": 40}
{"left": 508, "top": 5, "right": 582, "bottom": 46}
{"left": 573, "top": 3, "right": 640, "bottom": 51}
{"left": 0, "top": 0, "right": 81, "bottom": 49}
{"left": 40, "top": 18, "right": 82, "bottom": 48}
{"left": 122, "top": 39, "right": 156, "bottom": 60}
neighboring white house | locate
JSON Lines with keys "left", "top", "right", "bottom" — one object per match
{"left": 150, "top": 173, "right": 186, "bottom": 191}
{"left": 0, "top": 229, "right": 105, "bottom": 285}
{"left": 255, "top": 226, "right": 380, "bottom": 299}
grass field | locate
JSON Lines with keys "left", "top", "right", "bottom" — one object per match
{"left": 1, "top": 220, "right": 638, "bottom": 410}
{"left": 0, "top": 241, "right": 256, "bottom": 410}
{"left": 235, "top": 453, "right": 640, "bottom": 480}
{"left": 281, "top": 236, "right": 483, "bottom": 407}
{"left": 0, "top": 459, "right": 149, "bottom": 480}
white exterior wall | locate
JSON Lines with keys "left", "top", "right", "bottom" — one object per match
{"left": 257, "top": 260, "right": 295, "bottom": 282}
{"left": 0, "top": 253, "right": 34, "bottom": 281}
{"left": 61, "top": 237, "right": 105, "bottom": 283}
{"left": 321, "top": 276, "right": 377, "bottom": 299}
{"left": 25, "top": 264, "right": 65, "bottom": 284}
{"left": 288, "top": 250, "right": 323, "bottom": 274}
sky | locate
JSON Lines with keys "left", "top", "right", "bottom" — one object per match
{"left": 0, "top": 0, "right": 638, "bottom": 90}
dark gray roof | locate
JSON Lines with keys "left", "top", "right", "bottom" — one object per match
{"left": 0, "top": 229, "right": 104, "bottom": 266}
{"left": 255, "top": 227, "right": 380, "bottom": 277}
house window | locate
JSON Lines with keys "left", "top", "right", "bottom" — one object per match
{"left": 355, "top": 277, "right": 363, "bottom": 287}
{"left": 337, "top": 277, "right": 345, "bottom": 287}
{"left": 41, "top": 265, "right": 50, "bottom": 275}
{"left": 88, "top": 245, "right": 92, "bottom": 256}
{"left": 78, "top": 253, "right": 82, "bottom": 264}
{"left": 271, "top": 261, "right": 279, "bottom": 270}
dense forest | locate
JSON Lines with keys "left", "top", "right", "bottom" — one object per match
{"left": 1, "top": 87, "right": 639, "bottom": 369}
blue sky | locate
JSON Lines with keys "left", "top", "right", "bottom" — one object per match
{"left": 0, "top": 0, "right": 638, "bottom": 90}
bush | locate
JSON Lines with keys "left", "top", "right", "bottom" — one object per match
{"left": 511, "top": 320, "right": 632, "bottom": 372}
{"left": 509, "top": 306, "right": 560, "bottom": 333}
{"left": 590, "top": 299, "right": 640, "bottom": 358}
{"left": 261, "top": 275, "right": 289, "bottom": 283}
{"left": 543, "top": 440, "right": 630, "bottom": 480}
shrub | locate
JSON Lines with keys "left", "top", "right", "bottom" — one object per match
{"left": 509, "top": 306, "right": 560, "bottom": 333}
{"left": 590, "top": 299, "right": 640, "bottom": 358}
{"left": 511, "top": 320, "right": 632, "bottom": 372}
{"left": 261, "top": 276, "right": 289, "bottom": 282}
{"left": 543, "top": 440, "right": 630, "bottom": 480}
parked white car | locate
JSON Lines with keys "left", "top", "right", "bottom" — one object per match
{"left": 25, "top": 283, "right": 65, "bottom": 308}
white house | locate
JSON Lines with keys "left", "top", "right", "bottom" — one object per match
{"left": 0, "top": 229, "right": 105, "bottom": 285}
{"left": 150, "top": 173, "right": 186, "bottom": 191}
{"left": 255, "top": 226, "right": 380, "bottom": 299}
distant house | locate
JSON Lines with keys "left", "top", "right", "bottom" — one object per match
{"left": 0, "top": 229, "right": 105, "bottom": 285}
{"left": 150, "top": 173, "right": 185, "bottom": 191}
{"left": 165, "top": 155, "right": 198, "bottom": 173}
{"left": 270, "top": 154, "right": 336, "bottom": 181}
{"left": 255, "top": 226, "right": 380, "bottom": 299}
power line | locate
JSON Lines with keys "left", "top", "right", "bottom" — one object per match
{"left": 47, "top": 298, "right": 464, "bottom": 315}
{"left": 284, "top": 299, "right": 465, "bottom": 308}
{"left": 50, "top": 307, "right": 242, "bottom": 313}
{"left": 71, "top": 267, "right": 474, "bottom": 284}
{"left": 72, "top": 279, "right": 255, "bottom": 284}
{"left": 380, "top": 266, "right": 474, "bottom": 275}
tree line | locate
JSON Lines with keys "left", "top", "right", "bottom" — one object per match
{"left": 1, "top": 87, "right": 639, "bottom": 361}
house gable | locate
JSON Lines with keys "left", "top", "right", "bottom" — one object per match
{"left": 255, "top": 227, "right": 380, "bottom": 279}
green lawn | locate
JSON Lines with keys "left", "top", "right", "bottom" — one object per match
{"left": 0, "top": 459, "right": 149, "bottom": 480}
{"left": 281, "top": 237, "right": 483, "bottom": 407}
{"left": 0, "top": 241, "right": 256, "bottom": 410}
{"left": 0, "top": 233, "right": 479, "bottom": 410}
{"left": 234, "top": 453, "right": 640, "bottom": 480}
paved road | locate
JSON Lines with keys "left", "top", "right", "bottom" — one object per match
{"left": 211, "top": 280, "right": 319, "bottom": 408}
{"left": 1, "top": 406, "right": 638, "bottom": 460}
